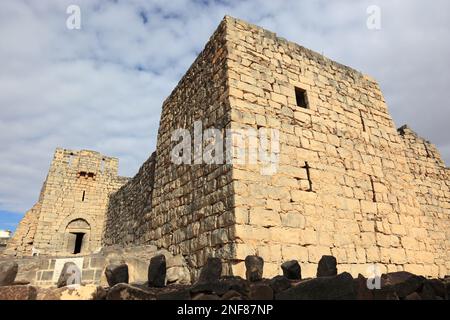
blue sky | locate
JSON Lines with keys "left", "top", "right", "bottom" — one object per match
{"left": 0, "top": 0, "right": 449, "bottom": 232}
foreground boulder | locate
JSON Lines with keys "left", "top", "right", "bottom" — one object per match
{"left": 276, "top": 272, "right": 355, "bottom": 300}
{"left": 316, "top": 256, "right": 337, "bottom": 277}
{"left": 281, "top": 260, "right": 301, "bottom": 280}
{"left": 105, "top": 264, "right": 129, "bottom": 287}
{"left": 269, "top": 275, "right": 292, "bottom": 293}
{"left": 380, "top": 271, "right": 425, "bottom": 299}
{"left": 107, "top": 283, "right": 155, "bottom": 300}
{"left": 57, "top": 262, "right": 81, "bottom": 288}
{"left": 197, "top": 257, "right": 222, "bottom": 284}
{"left": 250, "top": 283, "right": 273, "bottom": 300}
{"left": 0, "top": 261, "right": 19, "bottom": 286}
{"left": 353, "top": 274, "right": 399, "bottom": 300}
{"left": 0, "top": 285, "right": 37, "bottom": 300}
{"left": 245, "top": 256, "right": 264, "bottom": 282}
{"left": 148, "top": 254, "right": 166, "bottom": 287}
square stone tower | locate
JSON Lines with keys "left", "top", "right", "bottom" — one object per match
{"left": 5, "top": 148, "right": 128, "bottom": 257}
{"left": 101, "top": 16, "right": 448, "bottom": 279}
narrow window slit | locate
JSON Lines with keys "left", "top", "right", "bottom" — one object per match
{"left": 82, "top": 190, "right": 85, "bottom": 202}
{"left": 305, "top": 161, "right": 313, "bottom": 192}
{"left": 359, "top": 110, "right": 366, "bottom": 132}
{"left": 369, "top": 176, "right": 376, "bottom": 202}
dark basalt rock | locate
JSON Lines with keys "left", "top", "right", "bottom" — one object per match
{"left": 281, "top": 260, "right": 301, "bottom": 280}
{"left": 380, "top": 271, "right": 425, "bottom": 299}
{"left": 276, "top": 272, "right": 355, "bottom": 300}
{"left": 0, "top": 261, "right": 19, "bottom": 286}
{"left": 316, "top": 255, "right": 337, "bottom": 278}
{"left": 269, "top": 275, "right": 291, "bottom": 294}
{"left": 245, "top": 256, "right": 264, "bottom": 282}
{"left": 105, "top": 264, "right": 129, "bottom": 287}
{"left": 148, "top": 254, "right": 166, "bottom": 287}
{"left": 197, "top": 257, "right": 222, "bottom": 284}
{"left": 250, "top": 283, "right": 273, "bottom": 300}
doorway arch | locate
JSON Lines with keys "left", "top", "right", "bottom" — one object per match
{"left": 64, "top": 218, "right": 91, "bottom": 254}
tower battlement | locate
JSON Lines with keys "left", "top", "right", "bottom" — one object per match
{"left": 5, "top": 148, "right": 128, "bottom": 257}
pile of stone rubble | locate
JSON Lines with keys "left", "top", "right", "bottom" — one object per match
{"left": 1, "top": 255, "right": 449, "bottom": 300}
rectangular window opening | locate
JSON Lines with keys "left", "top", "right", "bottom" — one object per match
{"left": 82, "top": 190, "right": 86, "bottom": 202}
{"left": 295, "top": 87, "right": 308, "bottom": 109}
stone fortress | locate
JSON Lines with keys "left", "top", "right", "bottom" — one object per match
{"left": 5, "top": 16, "right": 449, "bottom": 281}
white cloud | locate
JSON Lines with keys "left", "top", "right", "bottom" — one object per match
{"left": 0, "top": 0, "right": 448, "bottom": 215}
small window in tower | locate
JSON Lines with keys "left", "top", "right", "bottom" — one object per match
{"left": 295, "top": 87, "right": 308, "bottom": 109}
{"left": 87, "top": 172, "right": 95, "bottom": 178}
{"left": 79, "top": 171, "right": 87, "bottom": 177}
{"left": 82, "top": 190, "right": 85, "bottom": 202}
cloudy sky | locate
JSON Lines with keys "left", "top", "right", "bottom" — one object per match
{"left": 0, "top": 0, "right": 449, "bottom": 231}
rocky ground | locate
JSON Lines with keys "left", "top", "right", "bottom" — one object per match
{"left": 1, "top": 255, "right": 449, "bottom": 300}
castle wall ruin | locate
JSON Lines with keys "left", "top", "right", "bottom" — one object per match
{"left": 103, "top": 20, "right": 236, "bottom": 275}
{"left": 6, "top": 16, "right": 449, "bottom": 280}
{"left": 102, "top": 16, "right": 449, "bottom": 279}
{"left": 5, "top": 148, "right": 128, "bottom": 257}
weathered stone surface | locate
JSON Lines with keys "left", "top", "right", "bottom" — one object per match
{"left": 404, "top": 292, "right": 422, "bottom": 300}
{"left": 353, "top": 274, "right": 373, "bottom": 300}
{"left": 316, "top": 256, "right": 337, "bottom": 277}
{"left": 106, "top": 283, "right": 155, "bottom": 300}
{"left": 380, "top": 271, "right": 425, "bottom": 298}
{"left": 166, "top": 266, "right": 191, "bottom": 285}
{"left": 281, "top": 260, "right": 301, "bottom": 280}
{"left": 57, "top": 262, "right": 81, "bottom": 288}
{"left": 197, "top": 257, "right": 222, "bottom": 284}
{"left": 269, "top": 275, "right": 291, "bottom": 294}
{"left": 250, "top": 283, "right": 274, "bottom": 300}
{"left": 0, "top": 285, "right": 37, "bottom": 300}
{"left": 192, "top": 293, "right": 220, "bottom": 300}
{"left": 105, "top": 264, "right": 129, "bottom": 287}
{"left": 220, "top": 276, "right": 250, "bottom": 297}
{"left": 420, "top": 279, "right": 446, "bottom": 300}
{"left": 0, "top": 261, "right": 18, "bottom": 286}
{"left": 156, "top": 288, "right": 191, "bottom": 300}
{"left": 245, "top": 256, "right": 264, "bottom": 282}
{"left": 222, "top": 290, "right": 242, "bottom": 300}
{"left": 276, "top": 272, "right": 355, "bottom": 300}
{"left": 190, "top": 281, "right": 229, "bottom": 296}
{"left": 92, "top": 286, "right": 108, "bottom": 300}
{"left": 148, "top": 254, "right": 166, "bottom": 287}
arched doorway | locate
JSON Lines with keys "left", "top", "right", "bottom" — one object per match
{"left": 64, "top": 218, "right": 90, "bottom": 254}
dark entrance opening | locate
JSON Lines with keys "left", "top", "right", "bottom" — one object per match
{"left": 72, "top": 233, "right": 85, "bottom": 254}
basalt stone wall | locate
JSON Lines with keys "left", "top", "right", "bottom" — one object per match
{"left": 103, "top": 153, "right": 156, "bottom": 246}
{"left": 103, "top": 18, "right": 235, "bottom": 276}
{"left": 225, "top": 16, "right": 449, "bottom": 278}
